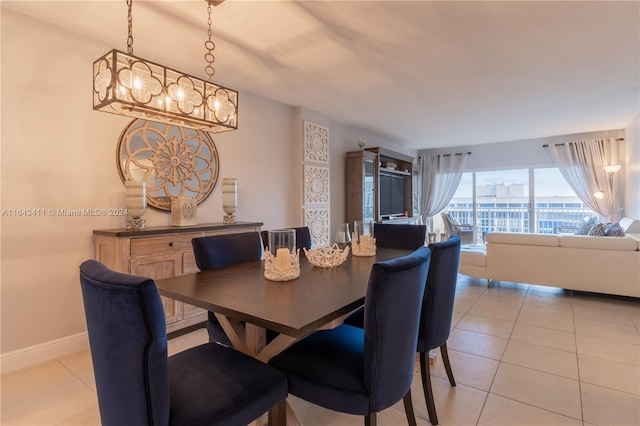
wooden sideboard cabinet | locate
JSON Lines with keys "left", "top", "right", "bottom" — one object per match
{"left": 93, "top": 222, "right": 263, "bottom": 333}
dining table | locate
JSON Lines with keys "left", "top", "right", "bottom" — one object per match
{"left": 156, "top": 246, "right": 414, "bottom": 426}
{"left": 156, "top": 247, "right": 414, "bottom": 363}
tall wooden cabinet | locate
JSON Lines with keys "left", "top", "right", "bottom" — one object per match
{"left": 93, "top": 222, "right": 262, "bottom": 333}
{"left": 346, "top": 147, "right": 415, "bottom": 224}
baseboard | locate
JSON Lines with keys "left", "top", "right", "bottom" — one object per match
{"left": 1, "top": 332, "right": 89, "bottom": 375}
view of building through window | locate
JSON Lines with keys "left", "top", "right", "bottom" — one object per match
{"left": 445, "top": 168, "right": 596, "bottom": 240}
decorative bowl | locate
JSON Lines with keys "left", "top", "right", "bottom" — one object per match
{"left": 384, "top": 161, "right": 397, "bottom": 170}
{"left": 304, "top": 244, "right": 350, "bottom": 268}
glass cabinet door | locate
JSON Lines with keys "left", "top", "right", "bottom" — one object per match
{"left": 363, "top": 156, "right": 375, "bottom": 222}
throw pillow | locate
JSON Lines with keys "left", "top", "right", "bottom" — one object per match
{"left": 588, "top": 223, "right": 606, "bottom": 236}
{"left": 575, "top": 215, "right": 598, "bottom": 235}
{"left": 604, "top": 222, "right": 625, "bottom": 237}
{"left": 575, "top": 223, "right": 592, "bottom": 235}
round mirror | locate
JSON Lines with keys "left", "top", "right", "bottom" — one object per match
{"left": 117, "top": 119, "right": 219, "bottom": 211}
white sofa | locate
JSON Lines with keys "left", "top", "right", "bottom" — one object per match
{"left": 459, "top": 217, "right": 640, "bottom": 298}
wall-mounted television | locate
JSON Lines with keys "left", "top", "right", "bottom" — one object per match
{"left": 379, "top": 172, "right": 406, "bottom": 218}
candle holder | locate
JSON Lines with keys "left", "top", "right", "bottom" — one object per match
{"left": 125, "top": 181, "right": 147, "bottom": 230}
{"left": 352, "top": 220, "right": 376, "bottom": 256}
{"left": 264, "top": 229, "right": 300, "bottom": 281}
{"left": 304, "top": 244, "right": 350, "bottom": 268}
{"left": 222, "top": 177, "right": 237, "bottom": 224}
{"left": 334, "top": 223, "right": 351, "bottom": 250}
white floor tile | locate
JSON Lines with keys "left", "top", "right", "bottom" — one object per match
{"left": 578, "top": 355, "right": 640, "bottom": 395}
{"left": 581, "top": 382, "right": 640, "bottom": 426}
{"left": 490, "top": 363, "right": 581, "bottom": 419}
{"left": 575, "top": 334, "right": 640, "bottom": 367}
{"left": 502, "top": 340, "right": 579, "bottom": 379}
{"left": 510, "top": 322, "right": 576, "bottom": 353}
{"left": 478, "top": 394, "right": 582, "bottom": 426}
{"left": 456, "top": 314, "right": 515, "bottom": 339}
{"left": 447, "top": 328, "right": 509, "bottom": 360}
{"left": 574, "top": 318, "right": 640, "bottom": 345}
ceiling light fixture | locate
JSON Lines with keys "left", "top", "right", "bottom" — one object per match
{"left": 92, "top": 0, "right": 237, "bottom": 133}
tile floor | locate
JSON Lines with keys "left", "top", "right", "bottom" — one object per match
{"left": 2, "top": 275, "right": 639, "bottom": 425}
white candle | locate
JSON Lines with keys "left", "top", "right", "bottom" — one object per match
{"left": 276, "top": 248, "right": 290, "bottom": 270}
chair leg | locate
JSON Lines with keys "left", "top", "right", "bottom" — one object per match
{"left": 365, "top": 412, "right": 377, "bottom": 426}
{"left": 440, "top": 343, "right": 456, "bottom": 387}
{"left": 267, "top": 399, "right": 286, "bottom": 426}
{"left": 402, "top": 390, "right": 417, "bottom": 426}
{"left": 419, "top": 351, "right": 438, "bottom": 425}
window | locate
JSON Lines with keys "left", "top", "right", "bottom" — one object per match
{"left": 445, "top": 168, "right": 596, "bottom": 240}
{"left": 533, "top": 168, "right": 594, "bottom": 234}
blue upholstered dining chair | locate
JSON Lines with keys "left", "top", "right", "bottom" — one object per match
{"left": 79, "top": 259, "right": 288, "bottom": 426}
{"left": 191, "top": 232, "right": 263, "bottom": 346}
{"left": 417, "top": 235, "right": 461, "bottom": 425}
{"left": 269, "top": 247, "right": 432, "bottom": 426}
{"left": 343, "top": 222, "right": 427, "bottom": 328}
{"left": 260, "top": 226, "right": 312, "bottom": 251}
{"left": 373, "top": 223, "right": 427, "bottom": 250}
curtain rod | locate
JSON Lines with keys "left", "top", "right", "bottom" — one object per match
{"left": 418, "top": 152, "right": 471, "bottom": 158}
{"left": 542, "top": 137, "right": 624, "bottom": 147}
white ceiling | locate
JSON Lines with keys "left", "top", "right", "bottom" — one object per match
{"left": 4, "top": 0, "right": 639, "bottom": 149}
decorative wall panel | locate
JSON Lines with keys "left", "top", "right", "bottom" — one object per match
{"left": 304, "top": 208, "right": 330, "bottom": 248}
{"left": 303, "top": 121, "right": 329, "bottom": 164}
{"left": 304, "top": 165, "right": 329, "bottom": 205}
{"left": 302, "top": 121, "right": 330, "bottom": 246}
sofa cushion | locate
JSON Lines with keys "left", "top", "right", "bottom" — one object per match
{"left": 486, "top": 232, "right": 559, "bottom": 247}
{"left": 559, "top": 234, "right": 638, "bottom": 251}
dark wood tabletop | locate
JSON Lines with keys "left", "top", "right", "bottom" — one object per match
{"left": 156, "top": 247, "right": 413, "bottom": 339}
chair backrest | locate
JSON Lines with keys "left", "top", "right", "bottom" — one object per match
{"left": 363, "top": 246, "right": 431, "bottom": 412}
{"left": 192, "top": 232, "right": 262, "bottom": 271}
{"left": 79, "top": 260, "right": 169, "bottom": 426}
{"left": 417, "top": 235, "right": 461, "bottom": 352}
{"left": 441, "top": 213, "right": 453, "bottom": 234}
{"left": 373, "top": 223, "right": 427, "bottom": 249}
{"left": 260, "top": 227, "right": 312, "bottom": 250}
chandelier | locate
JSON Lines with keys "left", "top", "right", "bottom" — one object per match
{"left": 92, "top": 0, "right": 238, "bottom": 133}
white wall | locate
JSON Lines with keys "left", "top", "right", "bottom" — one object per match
{"left": 418, "top": 129, "right": 626, "bottom": 171}
{"left": 0, "top": 9, "right": 294, "bottom": 354}
{"left": 624, "top": 114, "right": 640, "bottom": 219}
{"left": 0, "top": 9, "right": 413, "bottom": 358}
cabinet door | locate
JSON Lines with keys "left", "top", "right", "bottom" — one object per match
{"left": 130, "top": 254, "right": 183, "bottom": 325}
{"left": 363, "top": 155, "right": 376, "bottom": 222}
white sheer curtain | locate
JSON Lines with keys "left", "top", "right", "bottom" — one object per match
{"left": 548, "top": 139, "right": 622, "bottom": 222}
{"left": 419, "top": 153, "right": 469, "bottom": 230}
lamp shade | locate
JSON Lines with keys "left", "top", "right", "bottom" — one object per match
{"left": 604, "top": 165, "right": 621, "bottom": 173}
{"left": 93, "top": 50, "right": 238, "bottom": 134}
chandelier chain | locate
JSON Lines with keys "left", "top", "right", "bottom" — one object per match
{"left": 126, "top": 0, "right": 134, "bottom": 55}
{"left": 204, "top": 2, "right": 216, "bottom": 81}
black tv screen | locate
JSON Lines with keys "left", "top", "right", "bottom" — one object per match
{"left": 379, "top": 173, "right": 405, "bottom": 217}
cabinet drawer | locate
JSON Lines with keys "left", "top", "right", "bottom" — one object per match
{"left": 130, "top": 233, "right": 201, "bottom": 257}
